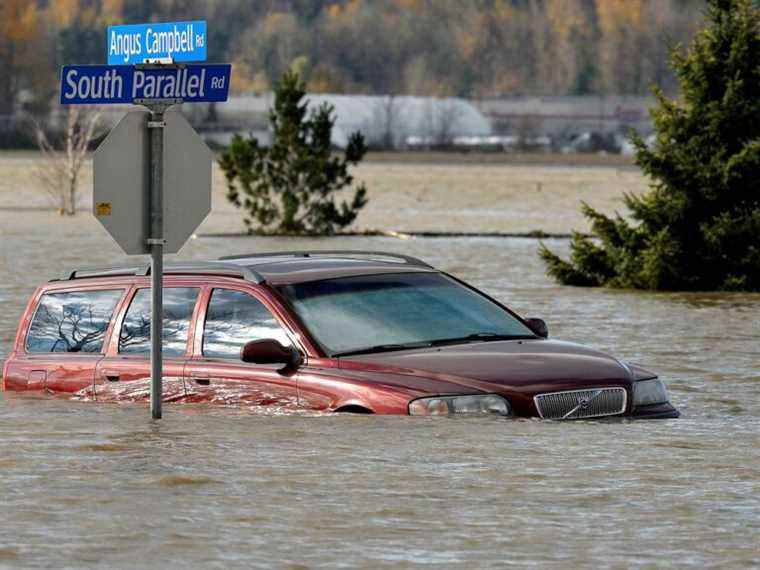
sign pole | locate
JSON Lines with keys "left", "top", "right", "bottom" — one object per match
{"left": 135, "top": 64, "right": 185, "bottom": 420}
{"left": 137, "top": 90, "right": 183, "bottom": 420}
{"left": 147, "top": 105, "right": 165, "bottom": 420}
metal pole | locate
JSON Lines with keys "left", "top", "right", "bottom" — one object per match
{"left": 148, "top": 109, "right": 165, "bottom": 420}
{"left": 135, "top": 78, "right": 181, "bottom": 420}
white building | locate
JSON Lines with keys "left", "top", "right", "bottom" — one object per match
{"left": 199, "top": 93, "right": 492, "bottom": 148}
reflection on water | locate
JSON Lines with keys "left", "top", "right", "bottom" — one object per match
{"left": 1, "top": 231, "right": 759, "bottom": 568}
{"left": 73, "top": 376, "right": 307, "bottom": 413}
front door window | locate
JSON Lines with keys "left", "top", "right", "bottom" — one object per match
{"left": 202, "top": 289, "right": 291, "bottom": 359}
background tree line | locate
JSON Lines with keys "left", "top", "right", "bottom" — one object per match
{"left": 2, "top": 0, "right": 708, "bottom": 119}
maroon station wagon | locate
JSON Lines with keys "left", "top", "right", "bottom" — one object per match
{"left": 2, "top": 251, "right": 679, "bottom": 419}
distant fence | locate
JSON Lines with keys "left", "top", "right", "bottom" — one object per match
{"left": 1, "top": 94, "right": 658, "bottom": 152}
{"left": 476, "top": 95, "right": 655, "bottom": 139}
{"left": 0, "top": 115, "right": 28, "bottom": 131}
{"left": 0, "top": 114, "right": 38, "bottom": 149}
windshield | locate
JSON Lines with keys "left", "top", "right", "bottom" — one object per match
{"left": 277, "top": 272, "right": 535, "bottom": 356}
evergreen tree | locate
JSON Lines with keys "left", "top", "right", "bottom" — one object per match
{"left": 540, "top": 0, "right": 760, "bottom": 291}
{"left": 220, "top": 71, "right": 367, "bottom": 235}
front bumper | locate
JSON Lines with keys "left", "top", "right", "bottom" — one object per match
{"left": 630, "top": 402, "right": 680, "bottom": 419}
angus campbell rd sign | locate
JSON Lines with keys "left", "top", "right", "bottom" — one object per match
{"left": 107, "top": 21, "right": 207, "bottom": 64}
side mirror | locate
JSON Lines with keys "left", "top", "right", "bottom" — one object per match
{"left": 525, "top": 318, "right": 548, "bottom": 338}
{"left": 241, "top": 339, "right": 302, "bottom": 373}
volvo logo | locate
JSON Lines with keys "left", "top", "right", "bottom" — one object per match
{"left": 561, "top": 389, "right": 603, "bottom": 419}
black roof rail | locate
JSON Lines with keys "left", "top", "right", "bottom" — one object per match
{"left": 57, "top": 261, "right": 266, "bottom": 284}
{"left": 219, "top": 250, "right": 433, "bottom": 268}
{"left": 59, "top": 266, "right": 142, "bottom": 281}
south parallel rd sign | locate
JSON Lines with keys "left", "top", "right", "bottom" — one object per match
{"left": 59, "top": 64, "right": 230, "bottom": 104}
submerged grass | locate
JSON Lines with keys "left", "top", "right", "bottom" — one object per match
{"left": 0, "top": 152, "right": 647, "bottom": 236}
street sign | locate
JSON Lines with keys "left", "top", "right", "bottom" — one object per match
{"left": 64, "top": 20, "right": 226, "bottom": 419}
{"left": 59, "top": 64, "right": 231, "bottom": 105}
{"left": 93, "top": 108, "right": 212, "bottom": 255}
{"left": 108, "top": 21, "right": 207, "bottom": 64}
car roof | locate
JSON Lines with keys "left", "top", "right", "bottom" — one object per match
{"left": 54, "top": 250, "right": 438, "bottom": 286}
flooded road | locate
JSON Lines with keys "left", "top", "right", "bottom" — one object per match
{"left": 1, "top": 226, "right": 759, "bottom": 568}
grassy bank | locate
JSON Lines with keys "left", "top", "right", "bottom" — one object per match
{"left": 0, "top": 152, "right": 648, "bottom": 236}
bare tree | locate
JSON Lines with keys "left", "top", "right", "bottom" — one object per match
{"left": 433, "top": 98, "right": 463, "bottom": 147}
{"left": 34, "top": 107, "right": 104, "bottom": 215}
{"left": 369, "top": 95, "right": 404, "bottom": 149}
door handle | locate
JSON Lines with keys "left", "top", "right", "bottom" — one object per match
{"left": 193, "top": 378, "right": 210, "bottom": 386}
{"left": 105, "top": 374, "right": 120, "bottom": 382}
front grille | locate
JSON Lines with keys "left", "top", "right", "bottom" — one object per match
{"left": 534, "top": 387, "right": 627, "bottom": 420}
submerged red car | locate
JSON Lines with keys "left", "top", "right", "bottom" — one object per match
{"left": 2, "top": 250, "right": 678, "bottom": 419}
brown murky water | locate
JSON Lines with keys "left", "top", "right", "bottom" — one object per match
{"left": 1, "top": 223, "right": 759, "bottom": 568}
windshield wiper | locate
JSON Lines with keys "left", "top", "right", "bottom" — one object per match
{"left": 333, "top": 333, "right": 535, "bottom": 357}
{"left": 334, "top": 341, "right": 432, "bottom": 358}
{"left": 428, "top": 332, "right": 535, "bottom": 346}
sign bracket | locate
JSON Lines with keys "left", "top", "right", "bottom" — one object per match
{"left": 134, "top": 98, "right": 183, "bottom": 109}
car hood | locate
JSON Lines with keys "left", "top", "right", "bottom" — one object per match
{"left": 338, "top": 339, "right": 641, "bottom": 414}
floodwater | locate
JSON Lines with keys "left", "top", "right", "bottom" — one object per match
{"left": 1, "top": 227, "right": 759, "bottom": 568}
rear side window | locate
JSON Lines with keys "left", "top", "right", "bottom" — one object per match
{"left": 119, "top": 288, "right": 199, "bottom": 357}
{"left": 26, "top": 289, "right": 123, "bottom": 353}
{"left": 203, "top": 289, "right": 291, "bottom": 358}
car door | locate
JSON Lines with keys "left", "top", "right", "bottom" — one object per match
{"left": 93, "top": 285, "right": 200, "bottom": 401}
{"left": 184, "top": 286, "right": 300, "bottom": 410}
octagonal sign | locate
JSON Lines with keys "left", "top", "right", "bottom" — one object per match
{"left": 93, "top": 108, "right": 212, "bottom": 255}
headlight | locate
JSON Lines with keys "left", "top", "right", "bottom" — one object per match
{"left": 633, "top": 378, "right": 669, "bottom": 407}
{"left": 408, "top": 395, "right": 511, "bottom": 416}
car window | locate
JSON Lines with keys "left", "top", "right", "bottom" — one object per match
{"left": 26, "top": 289, "right": 124, "bottom": 353}
{"left": 203, "top": 289, "right": 291, "bottom": 359}
{"left": 119, "top": 288, "right": 199, "bottom": 357}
